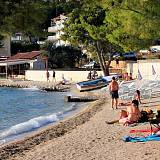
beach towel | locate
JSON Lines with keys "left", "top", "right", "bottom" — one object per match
{"left": 129, "top": 128, "right": 158, "bottom": 133}
{"left": 123, "top": 134, "right": 160, "bottom": 142}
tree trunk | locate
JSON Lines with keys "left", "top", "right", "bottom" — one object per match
{"left": 105, "top": 60, "right": 111, "bottom": 76}
{"left": 101, "top": 51, "right": 111, "bottom": 76}
{"left": 96, "top": 41, "right": 107, "bottom": 75}
{"left": 96, "top": 41, "right": 111, "bottom": 76}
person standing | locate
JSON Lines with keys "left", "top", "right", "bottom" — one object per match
{"left": 109, "top": 77, "right": 119, "bottom": 109}
{"left": 87, "top": 71, "right": 92, "bottom": 80}
{"left": 92, "top": 70, "right": 98, "bottom": 79}
{"left": 115, "top": 58, "right": 119, "bottom": 68}
{"left": 46, "top": 71, "right": 50, "bottom": 82}
{"left": 52, "top": 70, "right": 56, "bottom": 82}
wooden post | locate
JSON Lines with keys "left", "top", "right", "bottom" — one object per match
{"left": 19, "top": 64, "right": 20, "bottom": 75}
{"left": 5, "top": 64, "right": 8, "bottom": 79}
{"left": 46, "top": 57, "right": 48, "bottom": 81}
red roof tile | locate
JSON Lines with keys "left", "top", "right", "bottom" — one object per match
{"left": 8, "top": 51, "right": 41, "bottom": 60}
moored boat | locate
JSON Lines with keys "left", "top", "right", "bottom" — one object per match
{"left": 76, "top": 74, "right": 121, "bottom": 92}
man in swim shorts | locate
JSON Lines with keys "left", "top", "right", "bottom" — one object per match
{"left": 109, "top": 76, "right": 119, "bottom": 109}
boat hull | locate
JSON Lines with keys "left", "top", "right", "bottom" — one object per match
{"left": 76, "top": 74, "right": 121, "bottom": 92}
{"left": 76, "top": 78, "right": 108, "bottom": 92}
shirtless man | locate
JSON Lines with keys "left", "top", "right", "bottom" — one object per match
{"left": 119, "top": 100, "right": 141, "bottom": 126}
{"left": 109, "top": 76, "right": 119, "bottom": 109}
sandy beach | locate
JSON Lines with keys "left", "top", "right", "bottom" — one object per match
{"left": 0, "top": 80, "right": 160, "bottom": 160}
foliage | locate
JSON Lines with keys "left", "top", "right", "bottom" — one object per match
{"left": 0, "top": 1, "right": 50, "bottom": 36}
{"left": 40, "top": 41, "right": 54, "bottom": 51}
{"left": 46, "top": 45, "right": 83, "bottom": 68}
{"left": 0, "top": 35, "right": 4, "bottom": 48}
{"left": 0, "top": 0, "right": 52, "bottom": 49}
{"left": 61, "top": 0, "right": 160, "bottom": 73}
{"left": 11, "top": 42, "right": 40, "bottom": 55}
{"left": 2, "top": 0, "right": 160, "bottom": 67}
{"left": 62, "top": 4, "right": 123, "bottom": 75}
{"left": 101, "top": 0, "right": 160, "bottom": 51}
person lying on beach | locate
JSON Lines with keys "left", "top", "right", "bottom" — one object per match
{"left": 119, "top": 100, "right": 141, "bottom": 126}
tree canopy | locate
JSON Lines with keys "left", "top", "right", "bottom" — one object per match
{"left": 0, "top": 0, "right": 51, "bottom": 37}
{"left": 101, "top": 0, "right": 160, "bottom": 51}
{"left": 61, "top": 0, "right": 160, "bottom": 75}
{"left": 41, "top": 43, "right": 83, "bottom": 68}
{"left": 1, "top": 0, "right": 160, "bottom": 73}
{"left": 62, "top": 3, "right": 123, "bottom": 75}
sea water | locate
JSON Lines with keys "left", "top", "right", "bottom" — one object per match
{"left": 0, "top": 87, "right": 82, "bottom": 144}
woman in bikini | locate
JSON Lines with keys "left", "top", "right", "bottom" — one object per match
{"left": 134, "top": 90, "right": 141, "bottom": 104}
{"left": 119, "top": 100, "right": 141, "bottom": 126}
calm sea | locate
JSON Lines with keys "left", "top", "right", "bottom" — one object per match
{"left": 0, "top": 87, "right": 82, "bottom": 144}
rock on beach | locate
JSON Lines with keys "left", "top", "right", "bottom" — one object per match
{"left": 0, "top": 79, "right": 70, "bottom": 91}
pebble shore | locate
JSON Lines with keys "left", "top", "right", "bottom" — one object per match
{"left": 0, "top": 79, "right": 160, "bottom": 160}
{"left": 0, "top": 79, "right": 70, "bottom": 91}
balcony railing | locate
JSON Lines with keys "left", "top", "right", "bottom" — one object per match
{"left": 47, "top": 34, "right": 61, "bottom": 41}
{"left": 48, "top": 24, "right": 64, "bottom": 33}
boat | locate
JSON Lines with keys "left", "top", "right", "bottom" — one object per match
{"left": 76, "top": 74, "right": 121, "bottom": 92}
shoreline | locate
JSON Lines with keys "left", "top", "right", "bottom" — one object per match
{"left": 0, "top": 79, "right": 71, "bottom": 92}
{"left": 0, "top": 97, "right": 106, "bottom": 160}
{"left": 0, "top": 99, "right": 87, "bottom": 146}
{"left": 1, "top": 79, "right": 160, "bottom": 159}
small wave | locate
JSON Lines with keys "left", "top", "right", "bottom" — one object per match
{"left": 61, "top": 103, "right": 77, "bottom": 114}
{"left": 0, "top": 114, "right": 59, "bottom": 140}
{"left": 20, "top": 86, "right": 40, "bottom": 91}
{"left": 56, "top": 103, "right": 78, "bottom": 120}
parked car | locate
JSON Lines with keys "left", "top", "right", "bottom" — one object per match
{"left": 122, "top": 52, "right": 137, "bottom": 60}
{"left": 112, "top": 53, "right": 121, "bottom": 58}
{"left": 82, "top": 61, "right": 100, "bottom": 69}
{"left": 149, "top": 48, "right": 158, "bottom": 53}
{"left": 112, "top": 52, "right": 137, "bottom": 60}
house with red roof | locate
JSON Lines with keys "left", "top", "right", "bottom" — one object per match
{"left": 0, "top": 51, "right": 47, "bottom": 79}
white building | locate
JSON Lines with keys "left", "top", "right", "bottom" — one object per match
{"left": 0, "top": 51, "right": 46, "bottom": 79}
{"left": 47, "top": 14, "right": 68, "bottom": 47}
{"left": 150, "top": 45, "right": 160, "bottom": 51}
{"left": 0, "top": 36, "right": 11, "bottom": 57}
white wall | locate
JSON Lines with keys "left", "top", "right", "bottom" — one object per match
{"left": 26, "top": 60, "right": 160, "bottom": 82}
{"left": 25, "top": 70, "right": 104, "bottom": 82}
{"left": 127, "top": 59, "right": 160, "bottom": 80}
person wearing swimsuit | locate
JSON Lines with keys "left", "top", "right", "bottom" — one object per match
{"left": 119, "top": 100, "right": 141, "bottom": 126}
{"left": 134, "top": 90, "right": 141, "bottom": 104}
{"left": 109, "top": 76, "right": 119, "bottom": 109}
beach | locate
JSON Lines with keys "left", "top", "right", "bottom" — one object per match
{"left": 0, "top": 80, "right": 160, "bottom": 160}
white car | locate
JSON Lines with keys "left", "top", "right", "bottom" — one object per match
{"left": 150, "top": 48, "right": 158, "bottom": 53}
{"left": 83, "top": 61, "right": 100, "bottom": 69}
